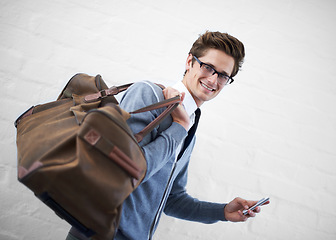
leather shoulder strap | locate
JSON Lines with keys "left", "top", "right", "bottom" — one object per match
{"left": 133, "top": 95, "right": 181, "bottom": 142}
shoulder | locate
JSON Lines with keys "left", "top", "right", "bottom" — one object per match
{"left": 124, "top": 81, "right": 165, "bottom": 102}
{"left": 119, "top": 81, "right": 165, "bottom": 111}
{"left": 131, "top": 81, "right": 164, "bottom": 100}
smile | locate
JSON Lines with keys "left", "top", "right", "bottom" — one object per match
{"left": 200, "top": 81, "right": 215, "bottom": 92}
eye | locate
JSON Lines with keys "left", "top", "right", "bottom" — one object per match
{"left": 218, "top": 73, "right": 229, "bottom": 80}
{"left": 202, "top": 64, "right": 214, "bottom": 73}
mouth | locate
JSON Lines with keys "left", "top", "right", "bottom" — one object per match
{"left": 200, "top": 81, "right": 216, "bottom": 92}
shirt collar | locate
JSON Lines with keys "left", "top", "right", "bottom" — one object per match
{"left": 172, "top": 81, "right": 198, "bottom": 117}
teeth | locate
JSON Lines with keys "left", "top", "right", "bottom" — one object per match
{"left": 201, "top": 82, "right": 214, "bottom": 91}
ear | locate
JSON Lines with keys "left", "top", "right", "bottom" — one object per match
{"left": 185, "top": 54, "right": 193, "bottom": 71}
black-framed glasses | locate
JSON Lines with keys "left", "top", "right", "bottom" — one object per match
{"left": 193, "top": 56, "right": 234, "bottom": 85}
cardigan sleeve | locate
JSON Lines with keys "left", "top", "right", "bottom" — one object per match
{"left": 119, "top": 81, "right": 188, "bottom": 182}
{"left": 164, "top": 152, "right": 227, "bottom": 223}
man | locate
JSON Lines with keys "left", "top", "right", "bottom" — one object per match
{"left": 67, "top": 31, "right": 267, "bottom": 240}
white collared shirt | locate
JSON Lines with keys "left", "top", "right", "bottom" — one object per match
{"left": 172, "top": 81, "right": 198, "bottom": 158}
{"left": 172, "top": 81, "right": 198, "bottom": 131}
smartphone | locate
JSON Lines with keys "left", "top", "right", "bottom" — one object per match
{"left": 242, "top": 197, "right": 270, "bottom": 215}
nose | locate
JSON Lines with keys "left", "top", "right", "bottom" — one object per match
{"left": 206, "top": 73, "right": 218, "bottom": 84}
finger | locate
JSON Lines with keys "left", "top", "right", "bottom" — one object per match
{"left": 254, "top": 206, "right": 261, "bottom": 213}
{"left": 179, "top": 92, "right": 185, "bottom": 103}
{"left": 246, "top": 206, "right": 261, "bottom": 217}
{"left": 162, "top": 88, "right": 169, "bottom": 99}
{"left": 238, "top": 210, "right": 248, "bottom": 221}
{"left": 247, "top": 209, "right": 256, "bottom": 217}
{"left": 235, "top": 197, "right": 250, "bottom": 210}
{"left": 163, "top": 87, "right": 180, "bottom": 99}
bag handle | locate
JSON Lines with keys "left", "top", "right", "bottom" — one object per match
{"left": 133, "top": 95, "right": 181, "bottom": 142}
{"left": 85, "top": 83, "right": 182, "bottom": 143}
{"left": 98, "top": 95, "right": 181, "bottom": 143}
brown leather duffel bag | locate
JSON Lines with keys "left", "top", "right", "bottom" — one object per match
{"left": 14, "top": 73, "right": 180, "bottom": 240}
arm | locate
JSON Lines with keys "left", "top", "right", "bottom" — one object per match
{"left": 162, "top": 135, "right": 266, "bottom": 223}
{"left": 119, "top": 82, "right": 188, "bottom": 182}
{"left": 164, "top": 159, "right": 226, "bottom": 223}
{"left": 164, "top": 162, "right": 266, "bottom": 223}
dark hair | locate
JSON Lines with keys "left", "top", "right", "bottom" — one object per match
{"left": 188, "top": 31, "right": 245, "bottom": 77}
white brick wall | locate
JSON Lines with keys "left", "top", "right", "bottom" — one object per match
{"left": 1, "top": 0, "right": 335, "bottom": 239}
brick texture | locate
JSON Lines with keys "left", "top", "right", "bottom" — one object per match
{"left": 1, "top": 0, "right": 336, "bottom": 239}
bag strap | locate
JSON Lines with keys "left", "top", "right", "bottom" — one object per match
{"left": 84, "top": 83, "right": 133, "bottom": 102}
{"left": 133, "top": 95, "right": 181, "bottom": 142}
{"left": 85, "top": 83, "right": 182, "bottom": 143}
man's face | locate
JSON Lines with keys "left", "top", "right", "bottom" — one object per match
{"left": 182, "top": 49, "right": 235, "bottom": 107}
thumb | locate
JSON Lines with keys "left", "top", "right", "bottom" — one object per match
{"left": 235, "top": 197, "right": 250, "bottom": 210}
{"left": 179, "top": 92, "right": 185, "bottom": 104}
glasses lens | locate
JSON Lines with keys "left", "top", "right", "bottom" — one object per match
{"left": 217, "top": 74, "right": 230, "bottom": 84}
{"left": 201, "top": 64, "right": 214, "bottom": 75}
{"left": 195, "top": 56, "right": 232, "bottom": 85}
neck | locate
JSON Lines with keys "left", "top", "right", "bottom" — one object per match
{"left": 181, "top": 77, "right": 203, "bottom": 108}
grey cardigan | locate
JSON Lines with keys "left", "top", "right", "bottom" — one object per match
{"left": 115, "top": 81, "right": 226, "bottom": 240}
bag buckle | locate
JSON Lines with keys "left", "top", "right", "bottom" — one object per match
{"left": 84, "top": 87, "right": 118, "bottom": 102}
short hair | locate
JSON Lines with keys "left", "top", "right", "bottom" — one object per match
{"left": 188, "top": 31, "right": 245, "bottom": 77}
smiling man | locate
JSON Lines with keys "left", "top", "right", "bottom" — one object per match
{"left": 183, "top": 49, "right": 235, "bottom": 105}
{"left": 66, "top": 31, "right": 266, "bottom": 240}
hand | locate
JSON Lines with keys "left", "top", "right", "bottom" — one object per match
{"left": 162, "top": 87, "right": 190, "bottom": 130}
{"left": 224, "top": 197, "right": 269, "bottom": 222}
